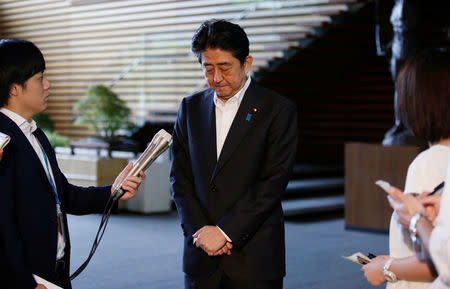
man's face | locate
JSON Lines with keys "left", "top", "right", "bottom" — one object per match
{"left": 201, "top": 48, "right": 252, "bottom": 102}
{"left": 17, "top": 72, "right": 50, "bottom": 118}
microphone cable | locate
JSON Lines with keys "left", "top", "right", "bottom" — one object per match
{"left": 58, "top": 191, "right": 117, "bottom": 285}
{"left": 68, "top": 193, "right": 117, "bottom": 281}
{"left": 59, "top": 129, "right": 172, "bottom": 284}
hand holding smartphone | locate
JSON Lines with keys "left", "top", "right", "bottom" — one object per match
{"left": 375, "top": 179, "right": 444, "bottom": 196}
{"left": 375, "top": 179, "right": 434, "bottom": 227}
{"left": 375, "top": 180, "right": 405, "bottom": 200}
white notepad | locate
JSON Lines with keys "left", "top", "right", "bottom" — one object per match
{"left": 0, "top": 132, "right": 10, "bottom": 150}
{"left": 33, "top": 274, "right": 63, "bottom": 289}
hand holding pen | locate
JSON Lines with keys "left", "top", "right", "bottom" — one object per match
{"left": 375, "top": 180, "right": 443, "bottom": 227}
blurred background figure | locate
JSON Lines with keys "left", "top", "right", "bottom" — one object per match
{"left": 375, "top": 0, "right": 450, "bottom": 146}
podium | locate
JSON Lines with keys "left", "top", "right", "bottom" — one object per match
{"left": 344, "top": 143, "right": 421, "bottom": 231}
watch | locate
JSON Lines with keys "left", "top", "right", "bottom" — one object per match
{"left": 383, "top": 258, "right": 398, "bottom": 283}
{"left": 409, "top": 213, "right": 425, "bottom": 254}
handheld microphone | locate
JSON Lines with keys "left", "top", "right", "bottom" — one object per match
{"left": 68, "top": 129, "right": 172, "bottom": 282}
{"left": 112, "top": 129, "right": 172, "bottom": 200}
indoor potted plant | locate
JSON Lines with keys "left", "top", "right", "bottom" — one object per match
{"left": 75, "top": 84, "right": 131, "bottom": 145}
{"left": 33, "top": 112, "right": 70, "bottom": 148}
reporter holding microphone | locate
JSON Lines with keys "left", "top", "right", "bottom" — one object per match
{"left": 0, "top": 39, "right": 145, "bottom": 289}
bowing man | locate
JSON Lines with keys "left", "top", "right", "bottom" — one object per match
{"left": 171, "top": 20, "right": 298, "bottom": 289}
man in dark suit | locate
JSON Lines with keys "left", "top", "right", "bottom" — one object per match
{"left": 171, "top": 20, "right": 298, "bottom": 289}
{"left": 0, "top": 39, "right": 145, "bottom": 289}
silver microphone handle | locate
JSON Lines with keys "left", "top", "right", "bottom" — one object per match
{"left": 128, "top": 139, "right": 169, "bottom": 177}
{"left": 127, "top": 129, "right": 172, "bottom": 177}
{"left": 112, "top": 129, "right": 172, "bottom": 200}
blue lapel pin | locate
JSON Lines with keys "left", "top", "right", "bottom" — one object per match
{"left": 246, "top": 107, "right": 258, "bottom": 122}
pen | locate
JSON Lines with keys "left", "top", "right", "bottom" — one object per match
{"left": 428, "top": 181, "right": 445, "bottom": 196}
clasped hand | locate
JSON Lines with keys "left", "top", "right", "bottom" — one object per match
{"left": 193, "top": 225, "right": 233, "bottom": 256}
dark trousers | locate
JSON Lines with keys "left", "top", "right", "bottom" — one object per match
{"left": 185, "top": 266, "right": 283, "bottom": 289}
{"left": 55, "top": 258, "right": 73, "bottom": 289}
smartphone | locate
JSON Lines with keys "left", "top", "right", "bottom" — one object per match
{"left": 357, "top": 253, "right": 377, "bottom": 265}
{"left": 0, "top": 132, "right": 10, "bottom": 150}
{"left": 357, "top": 255, "right": 370, "bottom": 265}
{"left": 375, "top": 180, "right": 391, "bottom": 192}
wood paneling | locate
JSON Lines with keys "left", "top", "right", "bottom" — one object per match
{"left": 0, "top": 0, "right": 354, "bottom": 138}
{"left": 345, "top": 143, "right": 421, "bottom": 231}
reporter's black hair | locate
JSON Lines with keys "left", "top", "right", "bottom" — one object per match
{"left": 0, "top": 39, "right": 46, "bottom": 107}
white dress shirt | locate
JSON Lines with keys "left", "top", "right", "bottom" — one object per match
{"left": 213, "top": 76, "right": 251, "bottom": 242}
{"left": 214, "top": 76, "right": 251, "bottom": 159}
{"left": 428, "top": 151, "right": 450, "bottom": 289}
{"left": 0, "top": 108, "right": 65, "bottom": 259}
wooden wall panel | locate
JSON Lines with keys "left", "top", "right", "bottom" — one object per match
{"left": 345, "top": 143, "right": 421, "bottom": 231}
{"left": 0, "top": 0, "right": 353, "bottom": 138}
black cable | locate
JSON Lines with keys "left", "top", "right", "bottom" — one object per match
{"left": 58, "top": 193, "right": 118, "bottom": 284}
{"left": 70, "top": 195, "right": 115, "bottom": 280}
{"left": 60, "top": 129, "right": 172, "bottom": 284}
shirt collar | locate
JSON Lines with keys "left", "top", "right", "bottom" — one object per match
{"left": 0, "top": 107, "right": 38, "bottom": 135}
{"left": 213, "top": 76, "right": 251, "bottom": 107}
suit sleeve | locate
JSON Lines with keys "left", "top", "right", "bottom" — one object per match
{"left": 42, "top": 136, "right": 113, "bottom": 215}
{"left": 59, "top": 162, "right": 112, "bottom": 215}
{"left": 62, "top": 182, "right": 112, "bottom": 215}
{"left": 0, "top": 141, "right": 37, "bottom": 289}
{"left": 216, "top": 102, "right": 298, "bottom": 249}
{"left": 170, "top": 99, "right": 210, "bottom": 239}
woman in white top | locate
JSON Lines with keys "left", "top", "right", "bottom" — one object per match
{"left": 362, "top": 47, "right": 450, "bottom": 287}
{"left": 379, "top": 153, "right": 449, "bottom": 289}
{"left": 428, "top": 157, "right": 450, "bottom": 289}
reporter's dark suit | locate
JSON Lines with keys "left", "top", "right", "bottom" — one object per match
{"left": 171, "top": 80, "right": 298, "bottom": 283}
{"left": 0, "top": 113, "right": 112, "bottom": 289}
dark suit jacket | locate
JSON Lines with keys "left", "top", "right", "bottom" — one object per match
{"left": 170, "top": 80, "right": 298, "bottom": 280}
{"left": 0, "top": 113, "right": 112, "bottom": 289}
